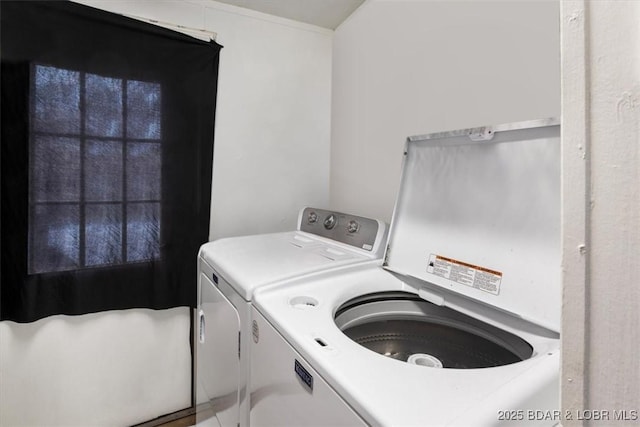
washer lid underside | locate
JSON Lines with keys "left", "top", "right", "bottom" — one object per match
{"left": 386, "top": 119, "right": 561, "bottom": 332}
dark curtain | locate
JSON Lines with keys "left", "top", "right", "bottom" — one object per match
{"left": 1, "top": 1, "right": 221, "bottom": 322}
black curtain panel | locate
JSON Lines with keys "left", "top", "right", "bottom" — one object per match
{"left": 1, "top": 1, "right": 221, "bottom": 322}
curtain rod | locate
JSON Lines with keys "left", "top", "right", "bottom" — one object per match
{"left": 122, "top": 13, "right": 217, "bottom": 42}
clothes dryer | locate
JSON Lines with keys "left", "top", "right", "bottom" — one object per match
{"left": 251, "top": 119, "right": 561, "bottom": 426}
{"left": 195, "top": 208, "right": 387, "bottom": 427}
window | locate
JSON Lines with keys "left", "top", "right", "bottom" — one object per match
{"left": 29, "top": 65, "right": 162, "bottom": 274}
{"left": 2, "top": 0, "right": 220, "bottom": 322}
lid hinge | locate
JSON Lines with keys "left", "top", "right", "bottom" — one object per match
{"left": 468, "top": 126, "right": 495, "bottom": 142}
{"left": 383, "top": 244, "right": 391, "bottom": 266}
{"left": 418, "top": 287, "right": 445, "bottom": 306}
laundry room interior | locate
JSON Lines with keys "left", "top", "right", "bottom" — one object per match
{"left": 0, "top": 0, "right": 638, "bottom": 426}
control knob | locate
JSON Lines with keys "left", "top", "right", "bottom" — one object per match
{"left": 323, "top": 214, "right": 337, "bottom": 230}
{"left": 307, "top": 211, "right": 318, "bottom": 224}
{"left": 347, "top": 220, "right": 359, "bottom": 233}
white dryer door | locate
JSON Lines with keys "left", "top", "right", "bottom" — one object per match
{"left": 197, "top": 272, "right": 241, "bottom": 427}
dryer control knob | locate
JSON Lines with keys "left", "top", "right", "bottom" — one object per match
{"left": 323, "top": 214, "right": 337, "bottom": 230}
{"left": 347, "top": 220, "right": 359, "bottom": 233}
{"left": 307, "top": 211, "right": 318, "bottom": 224}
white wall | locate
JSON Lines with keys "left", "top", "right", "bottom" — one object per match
{"left": 0, "top": 1, "right": 332, "bottom": 426}
{"left": 561, "top": 1, "right": 640, "bottom": 422}
{"left": 0, "top": 309, "right": 191, "bottom": 426}
{"left": 203, "top": 1, "right": 333, "bottom": 239}
{"left": 330, "top": 0, "right": 560, "bottom": 222}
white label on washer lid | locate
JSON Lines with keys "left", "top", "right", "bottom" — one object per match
{"left": 426, "top": 254, "right": 502, "bottom": 295}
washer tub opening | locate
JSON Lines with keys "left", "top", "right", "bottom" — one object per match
{"left": 334, "top": 291, "right": 533, "bottom": 369}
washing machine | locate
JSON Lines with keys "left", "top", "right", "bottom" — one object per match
{"left": 250, "top": 118, "right": 561, "bottom": 426}
{"left": 195, "top": 207, "right": 388, "bottom": 427}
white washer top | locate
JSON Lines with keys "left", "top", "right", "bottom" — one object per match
{"left": 199, "top": 208, "right": 387, "bottom": 300}
{"left": 200, "top": 231, "right": 372, "bottom": 300}
{"left": 253, "top": 264, "right": 560, "bottom": 426}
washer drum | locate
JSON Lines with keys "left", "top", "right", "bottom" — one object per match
{"left": 335, "top": 292, "right": 533, "bottom": 369}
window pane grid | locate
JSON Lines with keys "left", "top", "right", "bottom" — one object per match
{"left": 31, "top": 199, "right": 161, "bottom": 206}
{"left": 29, "top": 65, "right": 161, "bottom": 274}
{"left": 122, "top": 77, "right": 128, "bottom": 264}
{"left": 79, "top": 71, "right": 87, "bottom": 267}
{"left": 34, "top": 131, "right": 161, "bottom": 143}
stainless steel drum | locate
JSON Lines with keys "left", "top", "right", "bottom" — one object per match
{"left": 334, "top": 292, "right": 533, "bottom": 369}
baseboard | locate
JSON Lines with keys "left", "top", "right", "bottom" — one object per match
{"left": 132, "top": 407, "right": 196, "bottom": 427}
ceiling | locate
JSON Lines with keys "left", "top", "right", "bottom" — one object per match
{"left": 213, "top": 0, "right": 366, "bottom": 29}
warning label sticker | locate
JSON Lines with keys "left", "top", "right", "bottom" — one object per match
{"left": 426, "top": 254, "right": 502, "bottom": 295}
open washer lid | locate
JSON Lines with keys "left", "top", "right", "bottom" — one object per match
{"left": 384, "top": 118, "right": 560, "bottom": 332}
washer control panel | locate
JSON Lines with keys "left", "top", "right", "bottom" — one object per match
{"left": 299, "top": 207, "right": 379, "bottom": 251}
